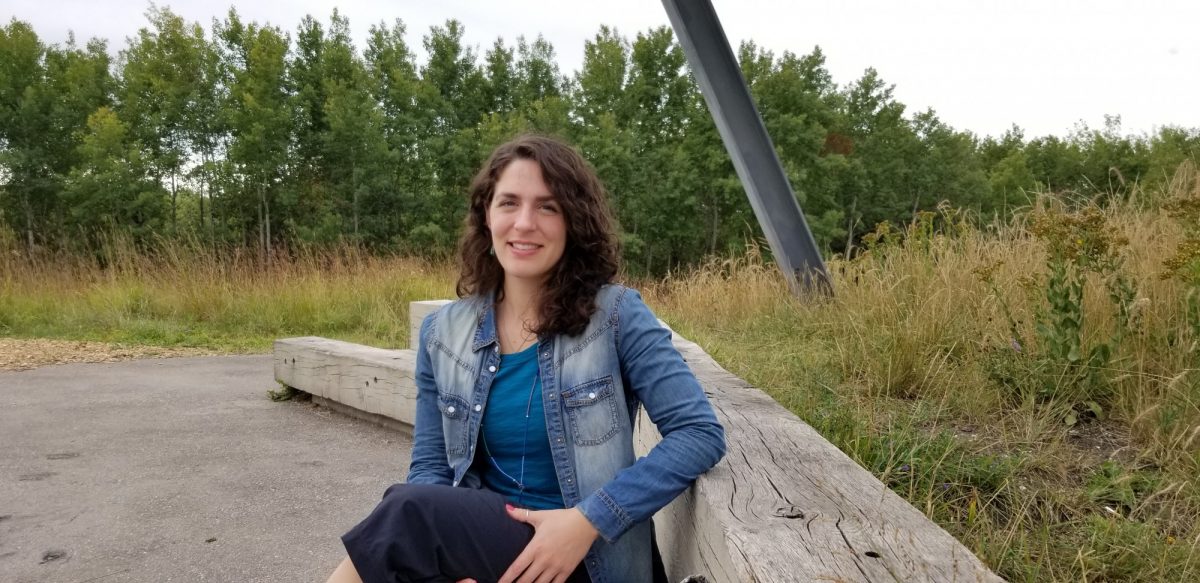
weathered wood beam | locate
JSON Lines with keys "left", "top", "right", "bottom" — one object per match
{"left": 274, "top": 336, "right": 416, "bottom": 426}
{"left": 274, "top": 303, "right": 1003, "bottom": 582}
{"left": 643, "top": 327, "right": 1003, "bottom": 582}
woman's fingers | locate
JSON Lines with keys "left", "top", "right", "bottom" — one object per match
{"left": 528, "top": 566, "right": 556, "bottom": 583}
{"left": 499, "top": 508, "right": 597, "bottom": 583}
{"left": 516, "top": 555, "right": 557, "bottom": 583}
{"left": 505, "top": 503, "right": 542, "bottom": 526}
{"left": 499, "top": 546, "right": 535, "bottom": 583}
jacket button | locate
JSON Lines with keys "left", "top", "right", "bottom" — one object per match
{"left": 488, "top": 365, "right": 496, "bottom": 373}
{"left": 474, "top": 404, "right": 482, "bottom": 412}
{"left": 588, "top": 392, "right": 596, "bottom": 399}
{"left": 447, "top": 406, "right": 455, "bottom": 414}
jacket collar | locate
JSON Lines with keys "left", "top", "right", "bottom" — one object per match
{"left": 470, "top": 292, "right": 498, "bottom": 352}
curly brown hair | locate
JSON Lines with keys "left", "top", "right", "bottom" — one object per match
{"left": 456, "top": 134, "right": 620, "bottom": 338}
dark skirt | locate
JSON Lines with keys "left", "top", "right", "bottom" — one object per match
{"left": 341, "top": 483, "right": 591, "bottom": 583}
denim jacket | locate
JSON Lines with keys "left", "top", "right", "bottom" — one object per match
{"left": 407, "top": 284, "right": 727, "bottom": 583}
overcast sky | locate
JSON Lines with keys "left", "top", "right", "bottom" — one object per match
{"left": 9, "top": 0, "right": 1199, "bottom": 139}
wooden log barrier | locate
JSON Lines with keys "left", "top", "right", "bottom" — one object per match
{"left": 275, "top": 301, "right": 1003, "bottom": 582}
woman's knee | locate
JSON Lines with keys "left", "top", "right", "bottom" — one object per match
{"left": 378, "top": 483, "right": 467, "bottom": 521}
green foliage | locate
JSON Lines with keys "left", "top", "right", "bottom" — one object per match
{"left": 981, "top": 204, "right": 1137, "bottom": 421}
{"left": 1086, "top": 461, "right": 1161, "bottom": 514}
{"left": 267, "top": 383, "right": 302, "bottom": 402}
{"left": 62, "top": 107, "right": 167, "bottom": 244}
{"left": 2, "top": 12, "right": 1200, "bottom": 275}
{"left": 0, "top": 21, "right": 111, "bottom": 247}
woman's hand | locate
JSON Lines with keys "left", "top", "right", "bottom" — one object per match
{"left": 498, "top": 505, "right": 599, "bottom": 583}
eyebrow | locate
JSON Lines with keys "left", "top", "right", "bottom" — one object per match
{"left": 495, "top": 192, "right": 558, "bottom": 202}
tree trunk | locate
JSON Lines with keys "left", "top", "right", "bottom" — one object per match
{"left": 352, "top": 157, "right": 360, "bottom": 240}
{"left": 844, "top": 196, "right": 857, "bottom": 254}
{"left": 709, "top": 198, "right": 720, "bottom": 254}
{"left": 205, "top": 152, "right": 215, "bottom": 244}
{"left": 263, "top": 179, "right": 272, "bottom": 260}
{"left": 170, "top": 170, "right": 178, "bottom": 233}
{"left": 198, "top": 177, "right": 205, "bottom": 231}
{"left": 198, "top": 154, "right": 207, "bottom": 234}
{"left": 257, "top": 183, "right": 265, "bottom": 258}
{"left": 23, "top": 195, "right": 35, "bottom": 251}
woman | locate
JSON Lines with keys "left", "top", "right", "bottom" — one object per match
{"left": 326, "top": 134, "right": 726, "bottom": 583}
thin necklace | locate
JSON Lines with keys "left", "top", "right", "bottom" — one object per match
{"left": 481, "top": 368, "right": 540, "bottom": 506}
{"left": 501, "top": 297, "right": 538, "bottom": 353}
{"left": 509, "top": 323, "right": 537, "bottom": 353}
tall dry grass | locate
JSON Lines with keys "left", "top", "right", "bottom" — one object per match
{"left": 0, "top": 233, "right": 455, "bottom": 350}
{"left": 644, "top": 164, "right": 1200, "bottom": 581}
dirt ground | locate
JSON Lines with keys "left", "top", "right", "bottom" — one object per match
{"left": 0, "top": 338, "right": 227, "bottom": 371}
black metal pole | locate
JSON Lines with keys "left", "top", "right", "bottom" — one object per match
{"left": 662, "top": 0, "right": 832, "bottom": 296}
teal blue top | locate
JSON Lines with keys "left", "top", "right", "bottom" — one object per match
{"left": 478, "top": 343, "right": 564, "bottom": 510}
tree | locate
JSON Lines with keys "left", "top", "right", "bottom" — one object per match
{"left": 1144, "top": 126, "right": 1200, "bottom": 193}
{"left": 482, "top": 37, "right": 517, "bottom": 116}
{"left": 1024, "top": 134, "right": 1086, "bottom": 193}
{"left": 214, "top": 10, "right": 293, "bottom": 255}
{"left": 574, "top": 26, "right": 630, "bottom": 128}
{"left": 834, "top": 67, "right": 922, "bottom": 243}
{"left": 0, "top": 21, "right": 110, "bottom": 248}
{"left": 319, "top": 10, "right": 391, "bottom": 243}
{"left": 62, "top": 106, "right": 166, "bottom": 244}
{"left": 187, "top": 24, "right": 223, "bottom": 238}
{"left": 417, "top": 21, "right": 488, "bottom": 252}
{"left": 909, "top": 109, "right": 990, "bottom": 214}
{"left": 365, "top": 18, "right": 435, "bottom": 249}
{"left": 743, "top": 43, "right": 845, "bottom": 249}
{"left": 1070, "top": 115, "right": 1149, "bottom": 198}
{"left": 118, "top": 6, "right": 208, "bottom": 233}
{"left": 515, "top": 35, "right": 563, "bottom": 106}
{"left": 286, "top": 14, "right": 329, "bottom": 238}
{"left": 621, "top": 26, "right": 692, "bottom": 272}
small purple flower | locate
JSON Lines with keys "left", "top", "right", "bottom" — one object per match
{"left": 1010, "top": 338, "right": 1023, "bottom": 353}
{"left": 899, "top": 464, "right": 911, "bottom": 472}
{"left": 941, "top": 483, "right": 951, "bottom": 490}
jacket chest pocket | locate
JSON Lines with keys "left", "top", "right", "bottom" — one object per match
{"left": 438, "top": 392, "right": 471, "bottom": 456}
{"left": 562, "top": 376, "right": 620, "bottom": 446}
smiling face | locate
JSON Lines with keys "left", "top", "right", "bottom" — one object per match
{"left": 486, "top": 158, "right": 567, "bottom": 287}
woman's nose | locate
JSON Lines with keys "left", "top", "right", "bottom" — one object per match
{"left": 514, "top": 206, "right": 536, "bottom": 230}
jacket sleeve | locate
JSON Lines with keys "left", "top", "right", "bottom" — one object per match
{"left": 575, "top": 288, "right": 727, "bottom": 542}
{"left": 405, "top": 312, "right": 455, "bottom": 485}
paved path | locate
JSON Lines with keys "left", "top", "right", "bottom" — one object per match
{"left": 0, "top": 355, "right": 412, "bottom": 583}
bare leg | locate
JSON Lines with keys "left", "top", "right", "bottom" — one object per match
{"left": 325, "top": 556, "right": 363, "bottom": 583}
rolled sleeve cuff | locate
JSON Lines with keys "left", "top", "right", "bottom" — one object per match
{"left": 576, "top": 487, "right": 633, "bottom": 543}
{"left": 404, "top": 473, "right": 448, "bottom": 486}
